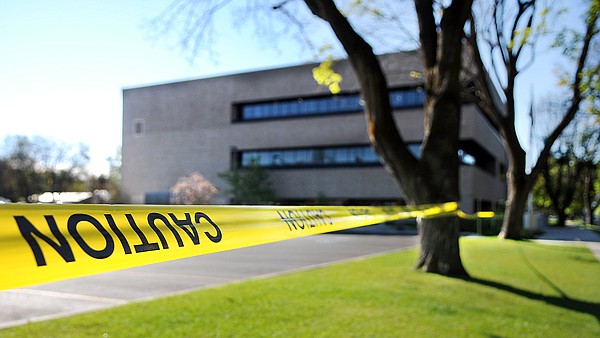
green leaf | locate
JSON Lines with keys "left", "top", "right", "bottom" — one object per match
{"left": 312, "top": 57, "right": 343, "bottom": 94}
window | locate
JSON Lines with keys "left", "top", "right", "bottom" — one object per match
{"left": 133, "top": 118, "right": 145, "bottom": 136}
{"left": 238, "top": 142, "right": 492, "bottom": 172}
{"left": 390, "top": 89, "right": 425, "bottom": 108}
{"left": 458, "top": 140, "right": 497, "bottom": 175}
{"left": 239, "top": 145, "right": 382, "bottom": 169}
{"left": 145, "top": 191, "right": 171, "bottom": 204}
{"left": 458, "top": 150, "right": 476, "bottom": 166}
{"left": 235, "top": 88, "right": 424, "bottom": 122}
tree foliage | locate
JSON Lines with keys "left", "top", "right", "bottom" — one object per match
{"left": 312, "top": 57, "right": 342, "bottom": 94}
{"left": 581, "top": 161, "right": 600, "bottom": 224}
{"left": 535, "top": 113, "right": 600, "bottom": 225}
{"left": 218, "top": 158, "right": 276, "bottom": 205}
{"left": 99, "top": 147, "right": 123, "bottom": 203}
{"left": 465, "top": 0, "right": 600, "bottom": 239}
{"left": 0, "top": 135, "right": 91, "bottom": 201}
{"left": 580, "top": 131, "right": 600, "bottom": 224}
{"left": 542, "top": 148, "right": 581, "bottom": 226}
{"left": 553, "top": 0, "right": 600, "bottom": 117}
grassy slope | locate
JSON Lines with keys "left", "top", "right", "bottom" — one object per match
{"left": 2, "top": 238, "right": 599, "bottom": 337}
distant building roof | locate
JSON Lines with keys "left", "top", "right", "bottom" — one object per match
{"left": 30, "top": 192, "right": 93, "bottom": 204}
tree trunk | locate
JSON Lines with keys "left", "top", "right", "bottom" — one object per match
{"left": 583, "top": 171, "right": 591, "bottom": 225}
{"left": 499, "top": 149, "right": 529, "bottom": 240}
{"left": 304, "top": 0, "right": 471, "bottom": 277}
{"left": 582, "top": 166, "right": 597, "bottom": 225}
{"left": 465, "top": 0, "right": 598, "bottom": 241}
{"left": 556, "top": 212, "right": 567, "bottom": 227}
{"left": 584, "top": 206, "right": 593, "bottom": 226}
{"left": 412, "top": 72, "right": 465, "bottom": 276}
{"left": 412, "top": 76, "right": 465, "bottom": 275}
{"left": 415, "top": 216, "right": 466, "bottom": 275}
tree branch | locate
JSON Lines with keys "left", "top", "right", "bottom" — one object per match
{"left": 414, "top": 0, "right": 437, "bottom": 68}
{"left": 512, "top": 0, "right": 535, "bottom": 61}
{"left": 493, "top": 0, "right": 509, "bottom": 66}
{"left": 530, "top": 2, "right": 598, "bottom": 180}
{"left": 465, "top": 17, "right": 507, "bottom": 131}
{"left": 272, "top": 1, "right": 318, "bottom": 55}
{"left": 303, "top": 0, "right": 419, "bottom": 198}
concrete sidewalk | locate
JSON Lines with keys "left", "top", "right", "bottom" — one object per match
{"left": 1, "top": 226, "right": 598, "bottom": 330}
{"left": 0, "top": 233, "right": 418, "bottom": 329}
{"left": 533, "top": 225, "right": 600, "bottom": 262}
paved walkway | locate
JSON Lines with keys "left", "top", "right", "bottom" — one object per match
{"left": 533, "top": 225, "right": 600, "bottom": 261}
{"left": 1, "top": 226, "right": 598, "bottom": 330}
{"left": 0, "top": 233, "right": 418, "bottom": 329}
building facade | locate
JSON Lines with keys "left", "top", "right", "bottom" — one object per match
{"left": 122, "top": 52, "right": 506, "bottom": 212}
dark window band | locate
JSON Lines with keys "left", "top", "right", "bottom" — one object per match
{"left": 236, "top": 88, "right": 424, "bottom": 121}
{"left": 239, "top": 144, "right": 419, "bottom": 169}
{"left": 237, "top": 143, "right": 492, "bottom": 173}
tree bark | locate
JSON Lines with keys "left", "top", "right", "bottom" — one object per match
{"left": 413, "top": 92, "right": 463, "bottom": 273}
{"left": 582, "top": 165, "right": 598, "bottom": 225}
{"left": 499, "top": 157, "right": 529, "bottom": 239}
{"left": 556, "top": 212, "right": 568, "bottom": 228}
{"left": 304, "top": 0, "right": 471, "bottom": 277}
{"left": 415, "top": 216, "right": 466, "bottom": 275}
{"left": 414, "top": 57, "right": 463, "bottom": 273}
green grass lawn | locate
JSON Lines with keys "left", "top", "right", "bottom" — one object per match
{"left": 2, "top": 237, "right": 599, "bottom": 337}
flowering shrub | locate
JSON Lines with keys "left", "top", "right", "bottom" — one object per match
{"left": 170, "top": 172, "right": 219, "bottom": 205}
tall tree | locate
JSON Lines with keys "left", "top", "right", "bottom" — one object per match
{"left": 542, "top": 148, "right": 580, "bottom": 226}
{"left": 304, "top": 0, "right": 471, "bottom": 275}
{"left": 581, "top": 161, "right": 599, "bottom": 224}
{"left": 574, "top": 118, "right": 600, "bottom": 224}
{"left": 533, "top": 112, "right": 600, "bottom": 225}
{"left": 153, "top": 0, "right": 473, "bottom": 275}
{"left": 1, "top": 136, "right": 44, "bottom": 201}
{"left": 464, "top": 0, "right": 599, "bottom": 239}
{"left": 0, "top": 135, "right": 91, "bottom": 201}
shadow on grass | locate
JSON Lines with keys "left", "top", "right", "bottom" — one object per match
{"left": 516, "top": 244, "right": 569, "bottom": 298}
{"left": 457, "top": 276, "right": 600, "bottom": 323}
{"left": 457, "top": 243, "right": 600, "bottom": 323}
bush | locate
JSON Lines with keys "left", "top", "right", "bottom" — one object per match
{"left": 218, "top": 158, "right": 276, "bottom": 204}
{"left": 458, "top": 215, "right": 504, "bottom": 236}
{"left": 170, "top": 172, "right": 219, "bottom": 205}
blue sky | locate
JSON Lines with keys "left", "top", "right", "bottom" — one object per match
{"left": 0, "top": 0, "right": 315, "bottom": 175}
{"left": 0, "top": 0, "right": 587, "bottom": 175}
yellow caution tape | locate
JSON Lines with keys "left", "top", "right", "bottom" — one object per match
{"left": 0, "top": 202, "right": 481, "bottom": 290}
{"left": 476, "top": 211, "right": 495, "bottom": 219}
{"left": 456, "top": 210, "right": 497, "bottom": 220}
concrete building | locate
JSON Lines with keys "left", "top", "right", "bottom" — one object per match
{"left": 121, "top": 51, "right": 506, "bottom": 212}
